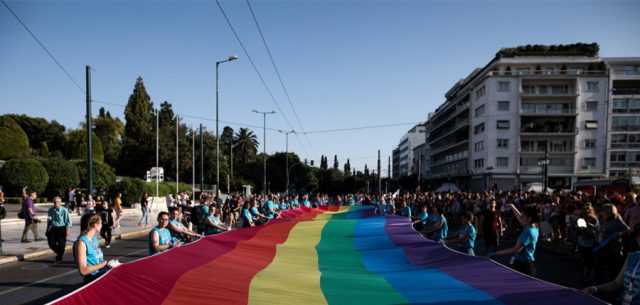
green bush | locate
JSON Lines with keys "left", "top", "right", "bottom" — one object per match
{"left": 4, "top": 197, "right": 22, "bottom": 204}
{"left": 0, "top": 159, "right": 49, "bottom": 196}
{"left": 42, "top": 158, "right": 80, "bottom": 198}
{"left": 74, "top": 160, "right": 116, "bottom": 189}
{"left": 109, "top": 177, "right": 146, "bottom": 207}
{"left": 0, "top": 116, "right": 31, "bottom": 160}
{"left": 66, "top": 129, "right": 104, "bottom": 163}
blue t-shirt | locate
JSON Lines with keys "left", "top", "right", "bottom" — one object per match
{"left": 243, "top": 209, "right": 253, "bottom": 221}
{"left": 250, "top": 207, "right": 260, "bottom": 216}
{"left": 622, "top": 252, "right": 640, "bottom": 304}
{"left": 417, "top": 211, "right": 429, "bottom": 225}
{"left": 401, "top": 206, "right": 412, "bottom": 217}
{"left": 302, "top": 200, "right": 311, "bottom": 207}
{"left": 79, "top": 235, "right": 104, "bottom": 275}
{"left": 280, "top": 203, "right": 289, "bottom": 210}
{"left": 432, "top": 215, "right": 448, "bottom": 242}
{"left": 264, "top": 200, "right": 276, "bottom": 218}
{"left": 168, "top": 219, "right": 185, "bottom": 241}
{"left": 458, "top": 224, "right": 476, "bottom": 250}
{"left": 206, "top": 215, "right": 223, "bottom": 235}
{"left": 349, "top": 198, "right": 356, "bottom": 206}
{"left": 149, "top": 226, "right": 172, "bottom": 255}
{"left": 515, "top": 226, "right": 539, "bottom": 262}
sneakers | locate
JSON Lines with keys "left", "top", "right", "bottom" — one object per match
{"left": 35, "top": 237, "right": 45, "bottom": 241}
{"left": 105, "top": 244, "right": 111, "bottom": 248}
{"left": 21, "top": 239, "right": 31, "bottom": 243}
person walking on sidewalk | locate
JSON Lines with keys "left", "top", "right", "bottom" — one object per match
{"left": 139, "top": 192, "right": 150, "bottom": 227}
{"left": 21, "top": 190, "right": 44, "bottom": 243}
{"left": 46, "top": 196, "right": 72, "bottom": 263}
{"left": 97, "top": 200, "right": 115, "bottom": 248}
{"left": 113, "top": 192, "right": 124, "bottom": 228}
{"left": 0, "top": 191, "right": 6, "bottom": 252}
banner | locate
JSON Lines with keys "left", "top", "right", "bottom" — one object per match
{"left": 51, "top": 205, "right": 604, "bottom": 305}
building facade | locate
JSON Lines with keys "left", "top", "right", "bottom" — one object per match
{"left": 400, "top": 47, "right": 640, "bottom": 192}
{"left": 393, "top": 124, "right": 426, "bottom": 178}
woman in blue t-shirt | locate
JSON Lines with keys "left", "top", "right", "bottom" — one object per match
{"left": 242, "top": 201, "right": 256, "bottom": 228}
{"left": 412, "top": 205, "right": 429, "bottom": 231}
{"left": 425, "top": 206, "right": 448, "bottom": 243}
{"left": 489, "top": 204, "right": 540, "bottom": 276}
{"left": 445, "top": 211, "right": 476, "bottom": 256}
{"left": 205, "top": 205, "right": 230, "bottom": 235}
{"left": 75, "top": 214, "right": 108, "bottom": 284}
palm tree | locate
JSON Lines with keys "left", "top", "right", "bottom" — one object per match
{"left": 234, "top": 128, "right": 259, "bottom": 164}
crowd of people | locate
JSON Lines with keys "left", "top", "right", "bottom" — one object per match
{"left": 13, "top": 183, "right": 640, "bottom": 303}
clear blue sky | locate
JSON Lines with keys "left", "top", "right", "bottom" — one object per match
{"left": 2, "top": 0, "right": 639, "bottom": 176}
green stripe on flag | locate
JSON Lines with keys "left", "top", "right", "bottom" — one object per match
{"left": 316, "top": 206, "right": 408, "bottom": 305}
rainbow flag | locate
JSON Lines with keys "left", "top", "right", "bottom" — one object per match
{"left": 51, "top": 205, "right": 604, "bottom": 305}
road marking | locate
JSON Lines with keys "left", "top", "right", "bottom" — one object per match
{"left": 0, "top": 247, "right": 148, "bottom": 297}
{"left": 21, "top": 264, "right": 49, "bottom": 270}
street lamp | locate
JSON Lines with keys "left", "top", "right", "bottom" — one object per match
{"left": 216, "top": 54, "right": 238, "bottom": 194}
{"left": 252, "top": 109, "right": 277, "bottom": 196}
{"left": 278, "top": 129, "right": 295, "bottom": 194}
{"left": 485, "top": 166, "right": 494, "bottom": 190}
{"left": 537, "top": 138, "right": 550, "bottom": 192}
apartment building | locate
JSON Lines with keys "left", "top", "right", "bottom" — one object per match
{"left": 392, "top": 124, "right": 426, "bottom": 178}
{"left": 605, "top": 58, "right": 640, "bottom": 180}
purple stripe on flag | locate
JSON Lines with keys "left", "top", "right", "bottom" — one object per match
{"left": 384, "top": 216, "right": 605, "bottom": 305}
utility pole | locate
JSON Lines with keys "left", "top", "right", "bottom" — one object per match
{"left": 85, "top": 65, "right": 93, "bottom": 195}
{"left": 155, "top": 108, "right": 159, "bottom": 198}
{"left": 253, "top": 109, "right": 276, "bottom": 196}
{"left": 176, "top": 115, "right": 179, "bottom": 194}
{"left": 192, "top": 126, "right": 195, "bottom": 202}
{"left": 200, "top": 124, "right": 204, "bottom": 193}
{"left": 377, "top": 150, "right": 382, "bottom": 194}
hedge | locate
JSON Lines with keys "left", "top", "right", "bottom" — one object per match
{"left": 0, "top": 159, "right": 49, "bottom": 196}
{"left": 109, "top": 178, "right": 193, "bottom": 207}
{"left": 73, "top": 160, "right": 116, "bottom": 189}
{"left": 42, "top": 158, "right": 80, "bottom": 198}
{"left": 0, "top": 116, "right": 30, "bottom": 160}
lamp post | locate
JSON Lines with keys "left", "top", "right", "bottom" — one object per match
{"left": 537, "top": 139, "right": 550, "bottom": 192}
{"left": 216, "top": 55, "right": 238, "bottom": 194}
{"left": 252, "top": 109, "right": 276, "bottom": 196}
{"left": 278, "top": 130, "right": 295, "bottom": 195}
{"left": 485, "top": 166, "right": 494, "bottom": 191}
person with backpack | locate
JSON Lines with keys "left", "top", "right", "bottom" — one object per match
{"left": 190, "top": 193, "right": 210, "bottom": 234}
{"left": 21, "top": 190, "right": 44, "bottom": 243}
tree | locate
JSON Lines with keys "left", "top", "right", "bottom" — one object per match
{"left": 344, "top": 158, "right": 351, "bottom": 176}
{"left": 120, "top": 77, "right": 155, "bottom": 177}
{"left": 3, "top": 115, "right": 67, "bottom": 156}
{"left": 234, "top": 128, "right": 259, "bottom": 165}
{"left": 0, "top": 159, "right": 49, "bottom": 196}
{"left": 333, "top": 155, "right": 339, "bottom": 170}
{"left": 42, "top": 158, "right": 80, "bottom": 198}
{"left": 0, "top": 116, "right": 30, "bottom": 159}
{"left": 66, "top": 129, "right": 104, "bottom": 163}
{"left": 74, "top": 160, "right": 116, "bottom": 189}
{"left": 220, "top": 126, "right": 234, "bottom": 156}
{"left": 320, "top": 155, "right": 328, "bottom": 170}
{"left": 364, "top": 164, "right": 370, "bottom": 176}
{"left": 94, "top": 108, "right": 124, "bottom": 167}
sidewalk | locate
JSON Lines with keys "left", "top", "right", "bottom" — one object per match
{"left": 0, "top": 207, "right": 150, "bottom": 265}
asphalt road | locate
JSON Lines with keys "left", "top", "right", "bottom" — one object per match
{"left": 0, "top": 235, "right": 149, "bottom": 305}
{"left": 0, "top": 232, "right": 610, "bottom": 305}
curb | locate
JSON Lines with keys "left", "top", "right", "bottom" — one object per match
{"left": 0, "top": 209, "right": 140, "bottom": 226}
{"left": 0, "top": 228, "right": 150, "bottom": 266}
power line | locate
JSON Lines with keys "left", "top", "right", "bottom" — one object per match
{"left": 214, "top": 0, "right": 312, "bottom": 160}
{"left": 245, "top": 0, "right": 317, "bottom": 158}
{"left": 302, "top": 122, "right": 421, "bottom": 134}
{"left": 1, "top": 0, "right": 85, "bottom": 94}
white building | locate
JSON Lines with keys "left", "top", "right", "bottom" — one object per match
{"left": 396, "top": 124, "right": 426, "bottom": 178}
{"left": 468, "top": 56, "right": 609, "bottom": 191}
{"left": 605, "top": 58, "right": 640, "bottom": 180}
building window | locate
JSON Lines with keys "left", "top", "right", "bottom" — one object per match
{"left": 474, "top": 158, "right": 484, "bottom": 169}
{"left": 498, "top": 81, "right": 510, "bottom": 92}
{"left": 475, "top": 104, "right": 485, "bottom": 117}
{"left": 585, "top": 101, "right": 598, "bottom": 111}
{"left": 544, "top": 67, "right": 554, "bottom": 75}
{"left": 611, "top": 152, "right": 626, "bottom": 162}
{"left": 474, "top": 141, "right": 484, "bottom": 152}
{"left": 475, "top": 86, "right": 486, "bottom": 99}
{"left": 585, "top": 120, "right": 598, "bottom": 129}
{"left": 497, "top": 120, "right": 510, "bottom": 129}
{"left": 586, "top": 81, "right": 599, "bottom": 92}
{"left": 583, "top": 158, "right": 596, "bottom": 167}
{"left": 474, "top": 123, "right": 485, "bottom": 134}
{"left": 584, "top": 139, "right": 596, "bottom": 149}
{"left": 496, "top": 157, "right": 509, "bottom": 167}
{"left": 497, "top": 101, "right": 510, "bottom": 111}
{"left": 497, "top": 139, "right": 509, "bottom": 148}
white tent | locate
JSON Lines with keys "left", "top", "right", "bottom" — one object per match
{"left": 523, "top": 182, "right": 554, "bottom": 193}
{"left": 435, "top": 183, "right": 460, "bottom": 192}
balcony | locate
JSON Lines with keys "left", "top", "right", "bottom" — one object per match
{"left": 612, "top": 88, "right": 640, "bottom": 95}
{"left": 519, "top": 147, "right": 575, "bottom": 154}
{"left": 612, "top": 68, "right": 640, "bottom": 76}
{"left": 520, "top": 106, "right": 577, "bottom": 116}
{"left": 610, "top": 162, "right": 640, "bottom": 168}
{"left": 429, "top": 139, "right": 468, "bottom": 157}
{"left": 489, "top": 70, "right": 607, "bottom": 77}
{"left": 521, "top": 87, "right": 578, "bottom": 97}
{"left": 520, "top": 165, "right": 573, "bottom": 175}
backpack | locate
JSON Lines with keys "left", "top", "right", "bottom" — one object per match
{"left": 190, "top": 205, "right": 206, "bottom": 233}
{"left": 18, "top": 201, "right": 26, "bottom": 219}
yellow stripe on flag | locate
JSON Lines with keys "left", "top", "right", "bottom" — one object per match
{"left": 248, "top": 208, "right": 347, "bottom": 305}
